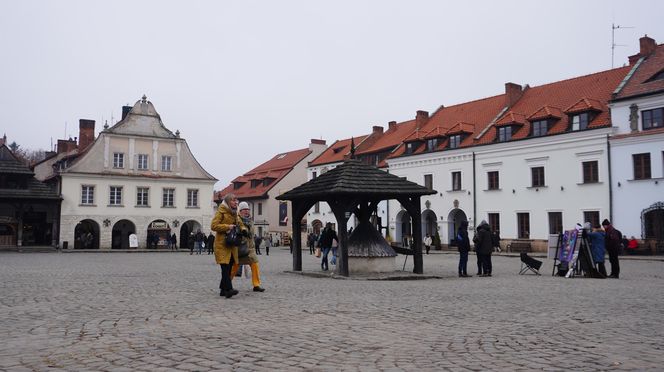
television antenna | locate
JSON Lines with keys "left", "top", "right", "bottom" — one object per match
{"left": 612, "top": 23, "right": 634, "bottom": 68}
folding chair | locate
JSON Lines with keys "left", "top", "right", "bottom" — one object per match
{"left": 519, "top": 252, "right": 542, "bottom": 275}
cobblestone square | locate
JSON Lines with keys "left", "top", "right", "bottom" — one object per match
{"left": 1, "top": 249, "right": 663, "bottom": 371}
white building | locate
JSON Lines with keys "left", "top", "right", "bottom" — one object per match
{"left": 34, "top": 96, "right": 217, "bottom": 249}
{"left": 609, "top": 36, "right": 664, "bottom": 251}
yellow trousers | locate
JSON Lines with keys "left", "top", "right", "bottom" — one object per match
{"left": 230, "top": 262, "right": 261, "bottom": 288}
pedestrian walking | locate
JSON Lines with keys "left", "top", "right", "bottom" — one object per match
{"left": 254, "top": 234, "right": 262, "bottom": 255}
{"left": 194, "top": 229, "right": 205, "bottom": 254}
{"left": 210, "top": 193, "right": 243, "bottom": 298}
{"left": 265, "top": 235, "right": 271, "bottom": 256}
{"left": 318, "top": 223, "right": 338, "bottom": 271}
{"left": 491, "top": 230, "right": 501, "bottom": 253}
{"left": 424, "top": 234, "right": 432, "bottom": 255}
{"left": 170, "top": 233, "right": 177, "bottom": 251}
{"left": 207, "top": 232, "right": 214, "bottom": 255}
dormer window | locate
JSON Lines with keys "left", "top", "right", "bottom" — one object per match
{"left": 426, "top": 138, "right": 439, "bottom": 151}
{"left": 643, "top": 108, "right": 663, "bottom": 130}
{"left": 276, "top": 153, "right": 287, "bottom": 159}
{"left": 449, "top": 135, "right": 462, "bottom": 149}
{"left": 263, "top": 178, "right": 274, "bottom": 186}
{"left": 532, "top": 120, "right": 549, "bottom": 137}
{"left": 233, "top": 182, "right": 244, "bottom": 190}
{"left": 332, "top": 146, "right": 346, "bottom": 154}
{"left": 498, "top": 126, "right": 512, "bottom": 142}
{"left": 571, "top": 113, "right": 590, "bottom": 131}
{"left": 405, "top": 142, "right": 420, "bottom": 154}
{"left": 250, "top": 179, "right": 261, "bottom": 188}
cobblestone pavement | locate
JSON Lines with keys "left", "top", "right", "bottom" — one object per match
{"left": 1, "top": 249, "right": 663, "bottom": 371}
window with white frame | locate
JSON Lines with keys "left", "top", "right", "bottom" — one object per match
{"left": 109, "top": 186, "right": 123, "bottom": 205}
{"left": 571, "top": 113, "right": 590, "bottom": 131}
{"left": 498, "top": 126, "right": 512, "bottom": 142}
{"left": 187, "top": 189, "right": 199, "bottom": 207}
{"left": 517, "top": 212, "right": 530, "bottom": 239}
{"left": 449, "top": 135, "right": 461, "bottom": 149}
{"left": 137, "top": 154, "right": 149, "bottom": 170}
{"left": 163, "top": 188, "right": 175, "bottom": 207}
{"left": 531, "top": 166, "right": 545, "bottom": 187}
{"left": 136, "top": 187, "right": 149, "bottom": 206}
{"left": 81, "top": 185, "right": 94, "bottom": 205}
{"left": 113, "top": 153, "right": 124, "bottom": 168}
{"left": 642, "top": 107, "right": 663, "bottom": 130}
{"left": 487, "top": 171, "right": 499, "bottom": 190}
{"left": 532, "top": 120, "right": 548, "bottom": 137}
{"left": 161, "top": 156, "right": 172, "bottom": 171}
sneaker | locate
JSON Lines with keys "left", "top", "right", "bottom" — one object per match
{"left": 253, "top": 286, "right": 265, "bottom": 292}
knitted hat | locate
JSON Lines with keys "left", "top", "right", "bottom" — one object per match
{"left": 238, "top": 201, "right": 250, "bottom": 211}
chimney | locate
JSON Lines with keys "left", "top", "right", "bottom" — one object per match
{"left": 388, "top": 121, "right": 397, "bottom": 130}
{"left": 372, "top": 126, "right": 384, "bottom": 135}
{"left": 121, "top": 105, "right": 132, "bottom": 120}
{"left": 640, "top": 35, "right": 657, "bottom": 57}
{"left": 629, "top": 35, "right": 658, "bottom": 65}
{"left": 310, "top": 139, "right": 326, "bottom": 145}
{"left": 309, "top": 138, "right": 327, "bottom": 152}
{"left": 57, "top": 139, "right": 77, "bottom": 154}
{"left": 78, "top": 119, "right": 95, "bottom": 150}
{"left": 505, "top": 82, "right": 523, "bottom": 108}
{"left": 415, "top": 110, "right": 429, "bottom": 130}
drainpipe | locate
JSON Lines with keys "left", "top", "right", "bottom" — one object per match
{"left": 607, "top": 134, "right": 613, "bottom": 222}
{"left": 472, "top": 152, "right": 477, "bottom": 229}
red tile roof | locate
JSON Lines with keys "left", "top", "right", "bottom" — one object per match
{"left": 611, "top": 126, "right": 664, "bottom": 140}
{"left": 389, "top": 94, "right": 508, "bottom": 158}
{"left": 477, "top": 66, "right": 631, "bottom": 144}
{"left": 614, "top": 41, "right": 664, "bottom": 100}
{"left": 359, "top": 120, "right": 417, "bottom": 155}
{"left": 216, "top": 147, "right": 312, "bottom": 200}
{"left": 309, "top": 135, "right": 368, "bottom": 166}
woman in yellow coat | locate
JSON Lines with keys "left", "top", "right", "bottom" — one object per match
{"left": 210, "top": 193, "right": 245, "bottom": 298}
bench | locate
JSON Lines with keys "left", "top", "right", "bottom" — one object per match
{"left": 507, "top": 240, "right": 532, "bottom": 253}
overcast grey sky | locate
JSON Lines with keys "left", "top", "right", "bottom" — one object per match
{"left": 1, "top": 0, "right": 663, "bottom": 189}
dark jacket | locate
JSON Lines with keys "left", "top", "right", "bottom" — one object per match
{"left": 604, "top": 225, "right": 621, "bottom": 252}
{"left": 456, "top": 221, "right": 470, "bottom": 253}
{"left": 319, "top": 227, "right": 338, "bottom": 248}
{"left": 473, "top": 222, "right": 493, "bottom": 255}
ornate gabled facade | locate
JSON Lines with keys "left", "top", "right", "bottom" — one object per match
{"left": 609, "top": 35, "right": 664, "bottom": 251}
{"left": 34, "top": 96, "right": 217, "bottom": 249}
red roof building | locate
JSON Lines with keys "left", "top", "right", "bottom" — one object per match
{"left": 216, "top": 139, "right": 327, "bottom": 236}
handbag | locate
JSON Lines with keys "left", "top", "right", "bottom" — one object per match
{"left": 238, "top": 243, "right": 250, "bottom": 258}
{"left": 315, "top": 247, "right": 321, "bottom": 257}
{"left": 225, "top": 227, "right": 243, "bottom": 247}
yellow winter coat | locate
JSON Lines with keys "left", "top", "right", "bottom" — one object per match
{"left": 210, "top": 202, "right": 246, "bottom": 265}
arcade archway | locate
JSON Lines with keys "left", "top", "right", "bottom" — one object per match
{"left": 112, "top": 219, "right": 136, "bottom": 249}
{"left": 74, "top": 219, "right": 100, "bottom": 249}
{"left": 179, "top": 220, "right": 201, "bottom": 249}
{"left": 421, "top": 209, "right": 438, "bottom": 239}
{"left": 311, "top": 219, "right": 323, "bottom": 235}
{"left": 396, "top": 210, "right": 412, "bottom": 247}
{"left": 147, "top": 220, "right": 171, "bottom": 249}
{"left": 447, "top": 208, "right": 467, "bottom": 247}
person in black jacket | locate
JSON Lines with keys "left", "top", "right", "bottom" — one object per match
{"left": 602, "top": 219, "right": 621, "bottom": 278}
{"left": 456, "top": 220, "right": 472, "bottom": 277}
{"left": 207, "top": 232, "right": 215, "bottom": 255}
{"left": 318, "top": 223, "right": 338, "bottom": 271}
{"left": 473, "top": 220, "right": 493, "bottom": 277}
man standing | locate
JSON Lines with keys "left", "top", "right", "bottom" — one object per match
{"left": 602, "top": 219, "right": 621, "bottom": 279}
{"left": 194, "top": 229, "right": 205, "bottom": 255}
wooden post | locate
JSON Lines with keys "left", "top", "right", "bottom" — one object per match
{"left": 290, "top": 200, "right": 303, "bottom": 272}
{"left": 398, "top": 196, "right": 423, "bottom": 274}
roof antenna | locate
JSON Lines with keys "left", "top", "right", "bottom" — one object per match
{"left": 612, "top": 23, "right": 633, "bottom": 68}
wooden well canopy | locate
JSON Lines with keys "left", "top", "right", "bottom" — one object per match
{"left": 276, "top": 159, "right": 436, "bottom": 276}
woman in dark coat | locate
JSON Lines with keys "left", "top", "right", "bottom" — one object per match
{"left": 456, "top": 220, "right": 471, "bottom": 277}
{"left": 473, "top": 220, "right": 493, "bottom": 276}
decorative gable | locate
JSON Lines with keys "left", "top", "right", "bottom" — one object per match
{"left": 528, "top": 106, "right": 563, "bottom": 121}
{"left": 564, "top": 98, "right": 603, "bottom": 115}
{"left": 495, "top": 112, "right": 527, "bottom": 127}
